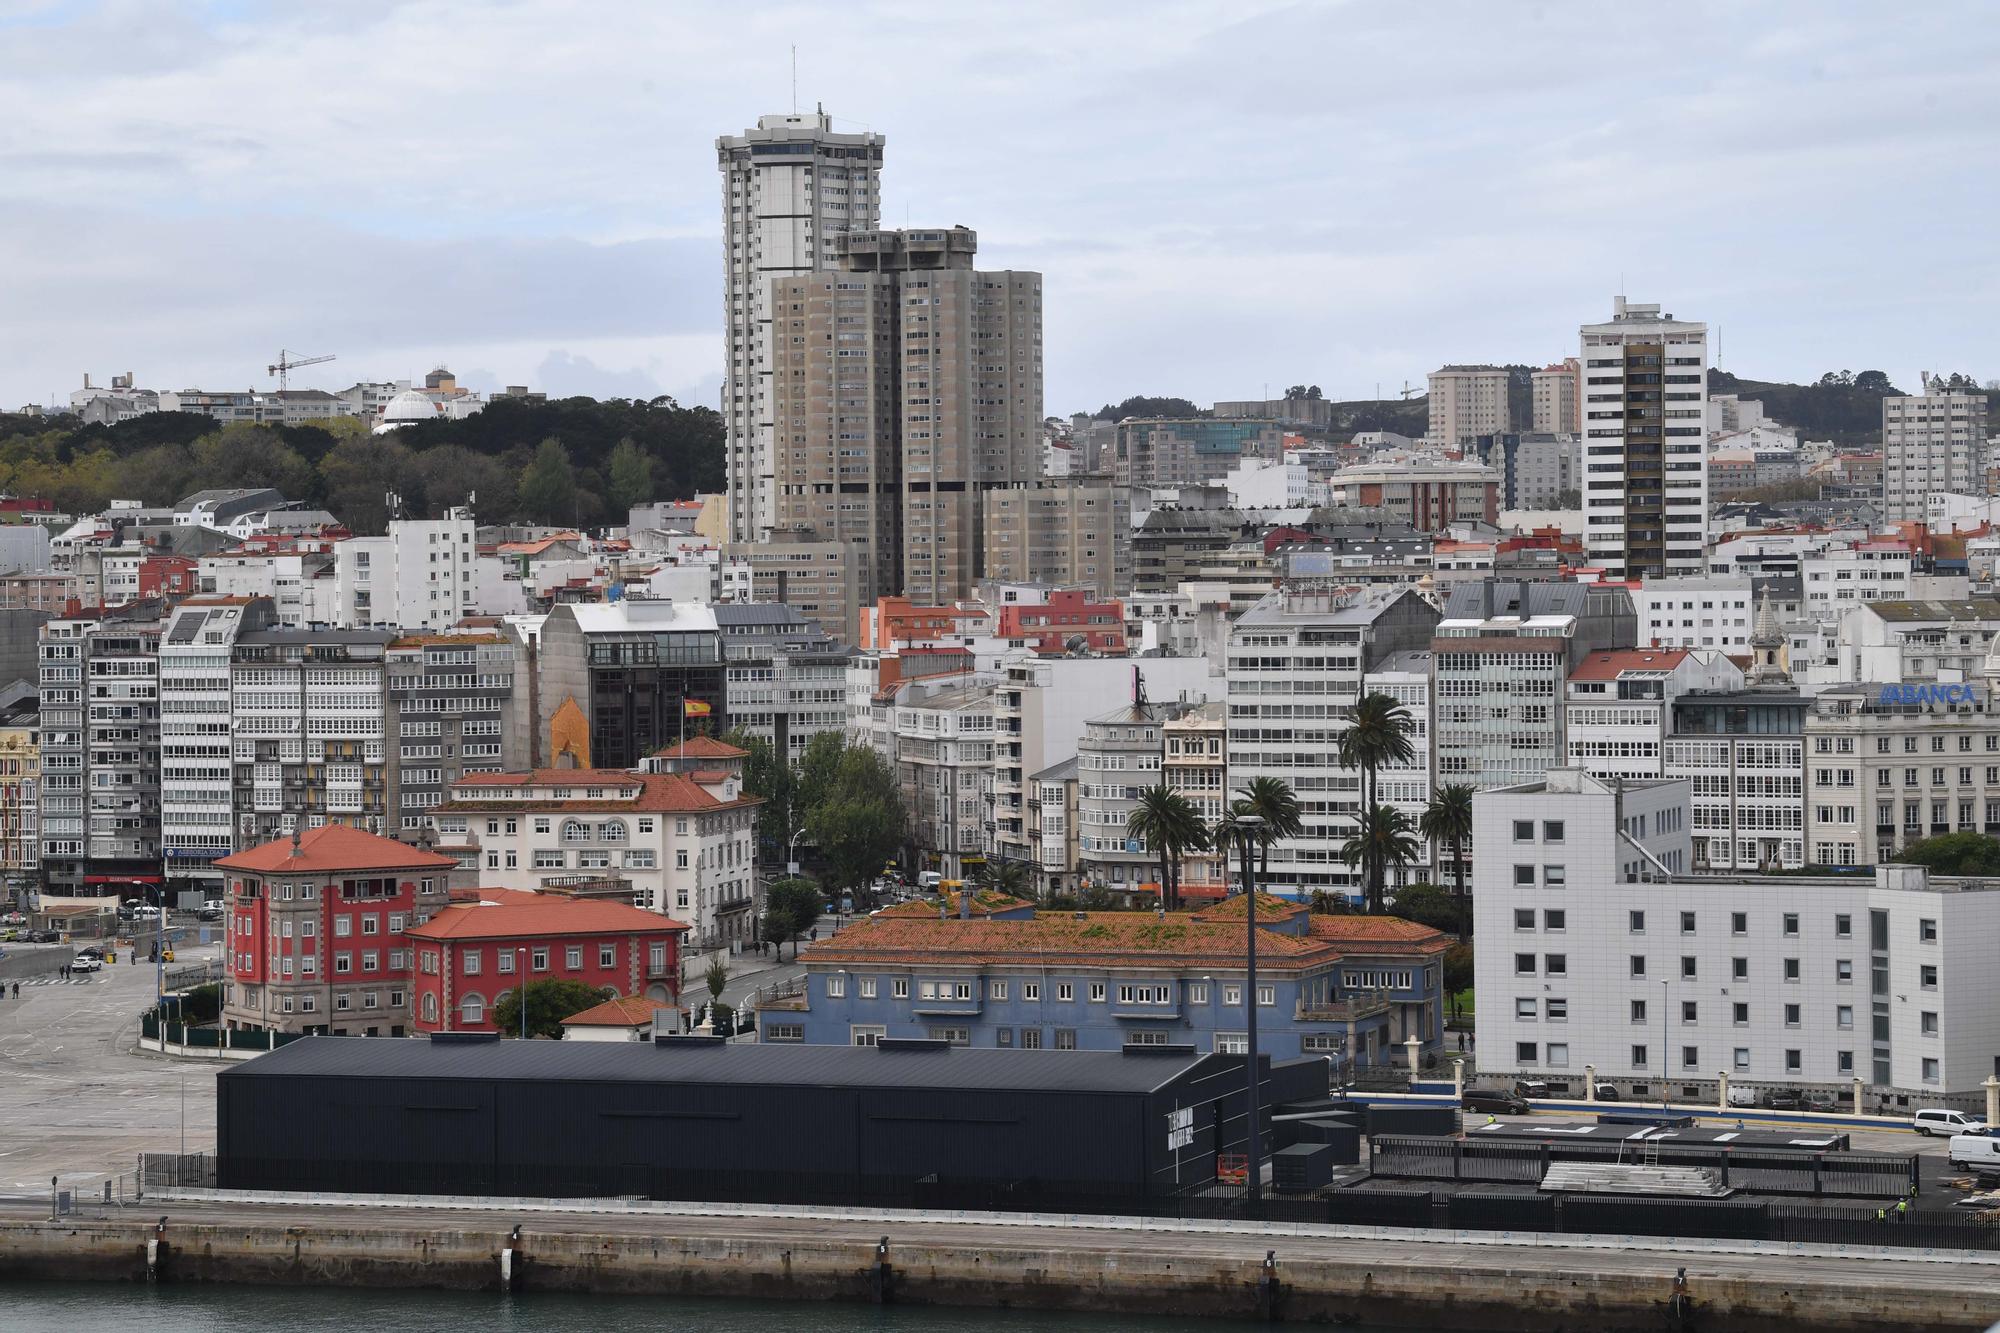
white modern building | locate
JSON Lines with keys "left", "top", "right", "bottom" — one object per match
{"left": 1475, "top": 769, "right": 2000, "bottom": 1104}
{"left": 716, "top": 110, "right": 885, "bottom": 545}
{"left": 1664, "top": 690, "right": 1809, "bottom": 874}
{"left": 1578, "top": 298, "right": 1709, "bottom": 579}
{"left": 1882, "top": 390, "right": 1991, "bottom": 523}
{"left": 333, "top": 508, "right": 486, "bottom": 632}
{"left": 160, "top": 597, "right": 278, "bottom": 892}
{"left": 1563, "top": 648, "right": 1744, "bottom": 780}
{"left": 1632, "top": 575, "right": 1754, "bottom": 652}
{"left": 1834, "top": 598, "right": 2000, "bottom": 687}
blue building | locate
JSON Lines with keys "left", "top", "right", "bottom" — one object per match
{"left": 767, "top": 893, "right": 1447, "bottom": 1071}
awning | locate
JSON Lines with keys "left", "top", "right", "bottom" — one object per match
{"left": 84, "top": 874, "right": 162, "bottom": 884}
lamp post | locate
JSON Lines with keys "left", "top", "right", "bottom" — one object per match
{"left": 1235, "top": 812, "right": 1268, "bottom": 1207}
{"left": 786, "top": 826, "right": 809, "bottom": 878}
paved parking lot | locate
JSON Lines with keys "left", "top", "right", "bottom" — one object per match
{"left": 0, "top": 937, "right": 222, "bottom": 1196}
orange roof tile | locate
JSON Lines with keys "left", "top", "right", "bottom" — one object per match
{"left": 214, "top": 824, "right": 456, "bottom": 875}
{"left": 404, "top": 899, "right": 689, "bottom": 942}
{"left": 561, "top": 994, "right": 671, "bottom": 1028}
{"left": 875, "top": 892, "right": 1035, "bottom": 919}
{"left": 1308, "top": 915, "right": 1452, "bottom": 953}
{"left": 652, "top": 736, "right": 748, "bottom": 760}
{"left": 1187, "top": 893, "right": 1308, "bottom": 923}
{"left": 803, "top": 913, "right": 1343, "bottom": 973}
{"left": 439, "top": 769, "right": 758, "bottom": 814}
{"left": 1567, "top": 648, "right": 1690, "bottom": 681}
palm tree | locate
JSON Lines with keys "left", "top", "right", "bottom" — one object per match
{"left": 1419, "top": 783, "right": 1477, "bottom": 906}
{"left": 971, "top": 856, "right": 1030, "bottom": 899}
{"left": 1336, "top": 692, "right": 1416, "bottom": 911}
{"left": 1238, "top": 775, "right": 1303, "bottom": 885}
{"left": 1126, "top": 785, "right": 1210, "bottom": 911}
{"left": 1340, "top": 804, "right": 1422, "bottom": 908}
{"left": 1212, "top": 798, "right": 1263, "bottom": 899}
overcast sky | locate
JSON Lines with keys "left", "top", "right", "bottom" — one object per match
{"left": 4, "top": 0, "right": 1994, "bottom": 417}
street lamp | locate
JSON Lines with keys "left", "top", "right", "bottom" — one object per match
{"left": 786, "top": 825, "right": 809, "bottom": 878}
{"left": 1234, "top": 812, "right": 1268, "bottom": 1207}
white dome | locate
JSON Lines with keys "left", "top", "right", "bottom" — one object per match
{"left": 379, "top": 389, "right": 438, "bottom": 424}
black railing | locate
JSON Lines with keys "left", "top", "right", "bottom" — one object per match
{"left": 1369, "top": 1134, "right": 1915, "bottom": 1198}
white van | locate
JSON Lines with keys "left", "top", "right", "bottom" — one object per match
{"left": 1948, "top": 1132, "right": 2000, "bottom": 1177}
{"left": 917, "top": 871, "right": 943, "bottom": 891}
{"left": 1913, "top": 1108, "right": 1987, "bottom": 1137}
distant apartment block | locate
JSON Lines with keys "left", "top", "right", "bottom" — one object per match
{"left": 981, "top": 480, "right": 1129, "bottom": 599}
{"left": 1881, "top": 391, "right": 1990, "bottom": 522}
{"left": 1424, "top": 365, "right": 1509, "bottom": 448}
{"left": 1112, "top": 419, "right": 1282, "bottom": 489}
{"left": 1578, "top": 298, "right": 1709, "bottom": 578}
{"left": 1531, "top": 359, "right": 1579, "bottom": 435}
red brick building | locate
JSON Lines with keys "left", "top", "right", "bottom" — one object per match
{"left": 405, "top": 895, "right": 689, "bottom": 1033}
{"left": 217, "top": 825, "right": 457, "bottom": 1037}
{"left": 138, "top": 554, "right": 197, "bottom": 601}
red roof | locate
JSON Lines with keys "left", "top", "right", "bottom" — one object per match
{"left": 1307, "top": 915, "right": 1451, "bottom": 953}
{"left": 561, "top": 994, "right": 669, "bottom": 1028}
{"left": 440, "top": 769, "right": 756, "bottom": 814}
{"left": 652, "top": 736, "right": 748, "bottom": 760}
{"left": 404, "top": 898, "right": 689, "bottom": 942}
{"left": 1567, "top": 648, "right": 1689, "bottom": 681}
{"left": 213, "top": 824, "right": 456, "bottom": 875}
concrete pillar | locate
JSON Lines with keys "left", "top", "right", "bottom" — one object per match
{"left": 1584, "top": 1064, "right": 1597, "bottom": 1103}
{"left": 1716, "top": 1072, "right": 1730, "bottom": 1113}
{"left": 1404, "top": 1034, "right": 1421, "bottom": 1075}
{"left": 1852, "top": 1077, "right": 1865, "bottom": 1116}
{"left": 1984, "top": 1075, "right": 1999, "bottom": 1128}
{"left": 1452, "top": 1057, "right": 1465, "bottom": 1101}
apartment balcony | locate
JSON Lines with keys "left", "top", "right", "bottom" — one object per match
{"left": 1296, "top": 991, "right": 1395, "bottom": 1023}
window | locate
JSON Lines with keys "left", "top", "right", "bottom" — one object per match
{"left": 1021, "top": 1028, "right": 1042, "bottom": 1049}
{"left": 461, "top": 951, "right": 481, "bottom": 975}
{"left": 1921, "top": 964, "right": 1938, "bottom": 988}
{"left": 1514, "top": 864, "right": 1535, "bottom": 886}
{"left": 1630, "top": 955, "right": 1647, "bottom": 979}
{"left": 1782, "top": 913, "right": 1799, "bottom": 936}
{"left": 1546, "top": 998, "right": 1567, "bottom": 1021}
{"left": 1630, "top": 999, "right": 1647, "bottom": 1024}
{"left": 1922, "top": 1057, "right": 1940, "bottom": 1084}
{"left": 1921, "top": 1010, "right": 1939, "bottom": 1036}
{"left": 1781, "top": 1002, "right": 1798, "bottom": 1027}
{"left": 1732, "top": 957, "right": 1748, "bottom": 981}
{"left": 1834, "top": 914, "right": 1852, "bottom": 938}
{"left": 1543, "top": 820, "right": 1565, "bottom": 843}
{"left": 1516, "top": 997, "right": 1537, "bottom": 1019}
{"left": 1516, "top": 1042, "right": 1537, "bottom": 1063}
{"left": 1837, "top": 1050, "right": 1854, "bottom": 1074}
{"left": 1057, "top": 982, "right": 1075, "bottom": 1002}
{"left": 1732, "top": 1047, "right": 1750, "bottom": 1071}
{"left": 1680, "top": 911, "right": 1697, "bottom": 934}
{"left": 1546, "top": 1043, "right": 1569, "bottom": 1067}
{"left": 826, "top": 974, "right": 846, "bottom": 998}
{"left": 1680, "top": 955, "right": 1697, "bottom": 979}
{"left": 851, "top": 1026, "right": 885, "bottom": 1047}
{"left": 1631, "top": 1044, "right": 1648, "bottom": 1068}
{"left": 1055, "top": 1029, "right": 1078, "bottom": 1050}
{"left": 1543, "top": 865, "right": 1566, "bottom": 887}
{"left": 1257, "top": 984, "right": 1275, "bottom": 1006}
{"left": 1088, "top": 982, "right": 1106, "bottom": 1003}
{"left": 1514, "top": 908, "right": 1535, "bottom": 930}
{"left": 859, "top": 977, "right": 877, "bottom": 999}
{"left": 1920, "top": 918, "right": 1938, "bottom": 942}
{"left": 1835, "top": 959, "right": 1853, "bottom": 983}
{"left": 926, "top": 1026, "right": 969, "bottom": 1046}
{"left": 1783, "top": 958, "right": 1800, "bottom": 981}
{"left": 461, "top": 995, "right": 484, "bottom": 1025}
{"left": 1513, "top": 820, "right": 1534, "bottom": 842}
{"left": 1836, "top": 1004, "right": 1853, "bottom": 1029}
{"left": 1730, "top": 912, "right": 1747, "bottom": 936}
{"left": 1022, "top": 981, "right": 1040, "bottom": 1001}
{"left": 1222, "top": 984, "right": 1241, "bottom": 1005}
{"left": 892, "top": 978, "right": 909, "bottom": 999}
{"left": 1681, "top": 1000, "right": 1698, "bottom": 1024}
{"left": 1544, "top": 954, "right": 1566, "bottom": 977}
{"left": 1682, "top": 1045, "right": 1700, "bottom": 1069}
{"left": 565, "top": 946, "right": 583, "bottom": 970}
{"left": 531, "top": 948, "right": 549, "bottom": 970}
{"left": 598, "top": 944, "right": 616, "bottom": 968}
{"left": 1515, "top": 952, "right": 1536, "bottom": 975}
{"left": 1629, "top": 910, "right": 1646, "bottom": 933}
{"left": 1544, "top": 909, "right": 1566, "bottom": 931}
{"left": 989, "top": 980, "right": 1008, "bottom": 1001}
{"left": 497, "top": 952, "right": 514, "bottom": 974}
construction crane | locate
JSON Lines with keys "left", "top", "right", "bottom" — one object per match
{"left": 1398, "top": 380, "right": 1422, "bottom": 400}
{"left": 268, "top": 349, "right": 335, "bottom": 390}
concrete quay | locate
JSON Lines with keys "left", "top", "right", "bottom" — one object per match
{"left": 1, "top": 1196, "right": 1995, "bottom": 1330}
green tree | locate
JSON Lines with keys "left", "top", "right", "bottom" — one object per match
{"left": 1419, "top": 783, "right": 1477, "bottom": 915}
{"left": 1442, "top": 942, "right": 1474, "bottom": 999}
{"left": 1126, "top": 784, "right": 1210, "bottom": 911}
{"left": 316, "top": 434, "right": 418, "bottom": 535}
{"left": 704, "top": 956, "right": 729, "bottom": 1005}
{"left": 1337, "top": 693, "right": 1417, "bottom": 912}
{"left": 1891, "top": 831, "right": 2000, "bottom": 876}
{"left": 408, "top": 443, "right": 517, "bottom": 518}
{"left": 763, "top": 876, "right": 827, "bottom": 959}
{"left": 517, "top": 436, "right": 579, "bottom": 525}
{"left": 120, "top": 442, "right": 198, "bottom": 506}
{"left": 1340, "top": 804, "right": 1422, "bottom": 906}
{"left": 191, "top": 424, "right": 315, "bottom": 498}
{"left": 1212, "top": 799, "right": 1263, "bottom": 897}
{"left": 971, "top": 856, "right": 1031, "bottom": 898}
{"left": 491, "top": 978, "right": 615, "bottom": 1039}
{"left": 1307, "top": 890, "right": 1354, "bottom": 916}
{"left": 1238, "top": 775, "right": 1302, "bottom": 883}
{"left": 606, "top": 436, "right": 655, "bottom": 518}
{"left": 794, "top": 730, "right": 849, "bottom": 825}
{"left": 1383, "top": 881, "right": 1464, "bottom": 935}
{"left": 725, "top": 728, "right": 795, "bottom": 864}
{"left": 806, "top": 744, "right": 906, "bottom": 899}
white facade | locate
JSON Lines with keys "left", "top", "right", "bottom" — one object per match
{"left": 1578, "top": 298, "right": 1709, "bottom": 579}
{"left": 890, "top": 676, "right": 998, "bottom": 880}
{"left": 1834, "top": 599, "right": 2000, "bottom": 687}
{"left": 1800, "top": 545, "right": 1914, "bottom": 621}
{"left": 717, "top": 111, "right": 885, "bottom": 544}
{"left": 197, "top": 552, "right": 338, "bottom": 628}
{"left": 1664, "top": 693, "right": 1808, "bottom": 874}
{"left": 428, "top": 770, "right": 760, "bottom": 948}
{"left": 1882, "top": 392, "right": 1991, "bottom": 523}
{"left": 159, "top": 599, "right": 270, "bottom": 885}
{"left": 1477, "top": 772, "right": 2000, "bottom": 1100}
{"left": 1563, "top": 649, "right": 1745, "bottom": 781}
{"left": 1225, "top": 456, "right": 1324, "bottom": 510}
{"left": 1431, "top": 612, "right": 1575, "bottom": 791}
{"left": 333, "top": 510, "right": 483, "bottom": 631}
{"left": 1633, "top": 575, "right": 1754, "bottom": 652}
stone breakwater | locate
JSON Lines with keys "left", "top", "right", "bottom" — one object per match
{"left": 0, "top": 1213, "right": 1994, "bottom": 1331}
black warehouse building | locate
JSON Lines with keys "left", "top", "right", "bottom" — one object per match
{"left": 217, "top": 1036, "right": 1325, "bottom": 1204}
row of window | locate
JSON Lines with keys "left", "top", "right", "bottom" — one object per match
{"left": 824, "top": 974, "right": 1283, "bottom": 1006}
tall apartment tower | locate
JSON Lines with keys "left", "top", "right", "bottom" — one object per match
{"left": 716, "top": 111, "right": 885, "bottom": 545}
{"left": 1424, "top": 365, "right": 1510, "bottom": 448}
{"left": 1578, "top": 298, "right": 1709, "bottom": 578}
{"left": 1881, "top": 387, "right": 1991, "bottom": 522}
{"left": 1531, "top": 358, "right": 1580, "bottom": 434}
{"left": 767, "top": 226, "right": 1043, "bottom": 623}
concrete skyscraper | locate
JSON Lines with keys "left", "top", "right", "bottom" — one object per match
{"left": 1578, "top": 298, "right": 1709, "bottom": 578}
{"left": 764, "top": 226, "right": 1043, "bottom": 636}
{"left": 716, "top": 111, "right": 885, "bottom": 545}
{"left": 1881, "top": 385, "right": 1990, "bottom": 522}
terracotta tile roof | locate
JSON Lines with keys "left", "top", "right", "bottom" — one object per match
{"left": 438, "top": 769, "right": 759, "bottom": 814}
{"left": 875, "top": 892, "right": 1035, "bottom": 919}
{"left": 1567, "top": 648, "right": 1689, "bottom": 681}
{"left": 561, "top": 994, "right": 669, "bottom": 1028}
{"left": 214, "top": 824, "right": 457, "bottom": 875}
{"left": 1187, "top": 893, "right": 1309, "bottom": 923}
{"left": 404, "top": 898, "right": 689, "bottom": 942}
{"left": 803, "top": 913, "right": 1343, "bottom": 972}
{"left": 1308, "top": 915, "right": 1452, "bottom": 953}
{"left": 387, "top": 632, "right": 509, "bottom": 648}
{"left": 652, "top": 736, "right": 748, "bottom": 760}
{"left": 446, "top": 887, "right": 544, "bottom": 905}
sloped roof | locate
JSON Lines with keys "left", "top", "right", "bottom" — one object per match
{"left": 1307, "top": 915, "right": 1452, "bottom": 953}
{"left": 404, "top": 898, "right": 689, "bottom": 942}
{"left": 439, "top": 769, "right": 758, "bottom": 815}
{"left": 874, "top": 892, "right": 1035, "bottom": 920}
{"left": 561, "top": 995, "right": 669, "bottom": 1028}
{"left": 652, "top": 736, "right": 748, "bottom": 760}
{"left": 214, "top": 824, "right": 456, "bottom": 875}
{"left": 803, "top": 913, "right": 1343, "bottom": 973}
{"left": 1569, "top": 648, "right": 1690, "bottom": 680}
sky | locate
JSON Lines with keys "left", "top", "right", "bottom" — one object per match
{"left": 3, "top": 0, "right": 1996, "bottom": 417}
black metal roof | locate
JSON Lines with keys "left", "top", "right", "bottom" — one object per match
{"left": 224, "top": 1035, "right": 1210, "bottom": 1094}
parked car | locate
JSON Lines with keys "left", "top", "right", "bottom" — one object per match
{"left": 0, "top": 910, "right": 26, "bottom": 926}
{"left": 196, "top": 906, "right": 223, "bottom": 922}
{"left": 69, "top": 954, "right": 102, "bottom": 973}
{"left": 1914, "top": 1108, "right": 1988, "bottom": 1137}
{"left": 1592, "top": 1083, "right": 1622, "bottom": 1102}
{"left": 1463, "top": 1089, "right": 1531, "bottom": 1116}
{"left": 130, "top": 904, "right": 161, "bottom": 919}
{"left": 1512, "top": 1079, "right": 1550, "bottom": 1099}
{"left": 1766, "top": 1090, "right": 1804, "bottom": 1111}
{"left": 1726, "top": 1085, "right": 1760, "bottom": 1108}
{"left": 74, "top": 946, "right": 103, "bottom": 960}
{"left": 25, "top": 929, "right": 58, "bottom": 943}
{"left": 1798, "top": 1095, "right": 1841, "bottom": 1114}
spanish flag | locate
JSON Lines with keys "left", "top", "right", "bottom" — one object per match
{"left": 683, "top": 698, "right": 712, "bottom": 717}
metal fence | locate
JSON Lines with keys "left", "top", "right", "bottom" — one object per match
{"left": 140, "top": 1151, "right": 217, "bottom": 1192}
{"left": 1369, "top": 1134, "right": 1918, "bottom": 1198}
